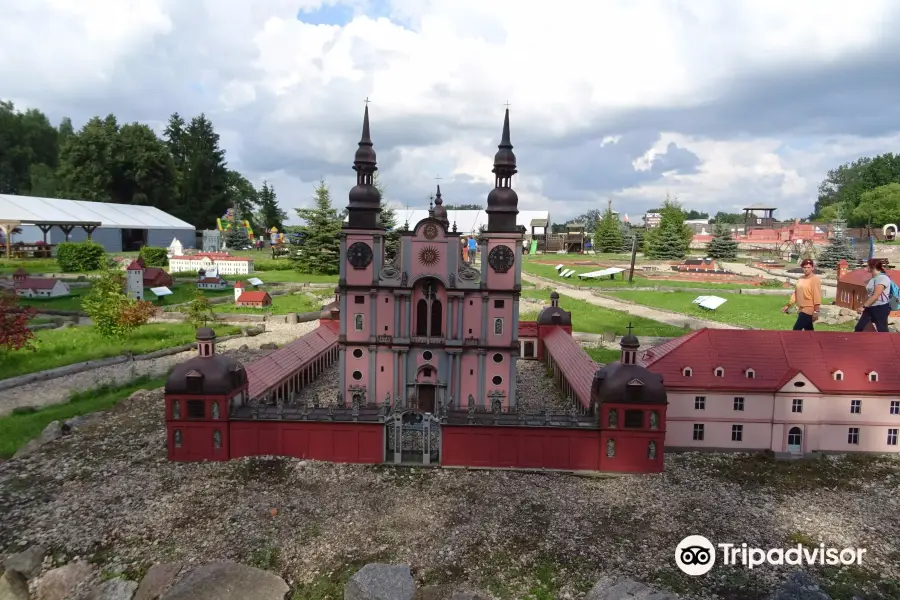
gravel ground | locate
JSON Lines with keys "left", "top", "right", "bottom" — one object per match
{"left": 1, "top": 396, "right": 898, "bottom": 600}
{"left": 0, "top": 321, "right": 322, "bottom": 417}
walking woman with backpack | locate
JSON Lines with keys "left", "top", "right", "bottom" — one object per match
{"left": 855, "top": 258, "right": 897, "bottom": 332}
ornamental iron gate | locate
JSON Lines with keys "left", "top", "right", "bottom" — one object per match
{"left": 386, "top": 410, "right": 441, "bottom": 465}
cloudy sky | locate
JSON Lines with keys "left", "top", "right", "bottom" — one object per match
{"left": 2, "top": 0, "right": 899, "bottom": 225}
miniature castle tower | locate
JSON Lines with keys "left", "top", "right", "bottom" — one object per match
{"left": 234, "top": 280, "right": 244, "bottom": 303}
{"left": 12, "top": 268, "right": 26, "bottom": 290}
{"left": 125, "top": 260, "right": 144, "bottom": 301}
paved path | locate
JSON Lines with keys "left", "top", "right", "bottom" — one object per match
{"left": 721, "top": 262, "right": 836, "bottom": 298}
{"left": 522, "top": 273, "right": 744, "bottom": 330}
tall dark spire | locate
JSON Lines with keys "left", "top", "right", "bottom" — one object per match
{"left": 433, "top": 184, "right": 449, "bottom": 228}
{"left": 346, "top": 103, "right": 382, "bottom": 229}
{"left": 485, "top": 108, "right": 519, "bottom": 233}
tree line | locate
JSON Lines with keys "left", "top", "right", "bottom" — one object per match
{"left": 814, "top": 152, "right": 900, "bottom": 227}
{"left": 0, "top": 100, "right": 287, "bottom": 232}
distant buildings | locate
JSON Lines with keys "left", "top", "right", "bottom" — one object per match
{"left": 12, "top": 268, "right": 70, "bottom": 298}
{"left": 169, "top": 252, "right": 254, "bottom": 276}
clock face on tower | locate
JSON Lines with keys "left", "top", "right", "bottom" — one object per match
{"left": 347, "top": 242, "right": 373, "bottom": 269}
{"left": 488, "top": 244, "right": 515, "bottom": 273}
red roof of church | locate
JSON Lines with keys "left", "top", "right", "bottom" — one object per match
{"left": 840, "top": 268, "right": 900, "bottom": 287}
{"left": 235, "top": 280, "right": 244, "bottom": 288}
{"left": 126, "top": 260, "right": 143, "bottom": 271}
{"left": 245, "top": 325, "right": 338, "bottom": 398}
{"left": 640, "top": 329, "right": 900, "bottom": 394}
{"left": 198, "top": 277, "right": 226, "bottom": 284}
{"left": 17, "top": 278, "right": 62, "bottom": 290}
{"left": 541, "top": 327, "right": 599, "bottom": 409}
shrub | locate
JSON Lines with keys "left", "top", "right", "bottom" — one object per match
{"left": 0, "top": 292, "right": 37, "bottom": 351}
{"left": 56, "top": 241, "right": 106, "bottom": 272}
{"left": 139, "top": 246, "right": 169, "bottom": 267}
{"left": 181, "top": 288, "right": 216, "bottom": 328}
{"left": 118, "top": 300, "right": 159, "bottom": 328}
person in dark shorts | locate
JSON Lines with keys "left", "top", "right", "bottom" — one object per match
{"left": 855, "top": 258, "right": 893, "bottom": 332}
{"left": 782, "top": 259, "right": 822, "bottom": 330}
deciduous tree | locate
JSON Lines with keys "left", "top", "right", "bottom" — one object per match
{"left": 0, "top": 292, "right": 37, "bottom": 351}
{"left": 852, "top": 183, "right": 900, "bottom": 227}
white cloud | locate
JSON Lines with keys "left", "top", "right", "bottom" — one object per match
{"left": 1, "top": 0, "right": 898, "bottom": 223}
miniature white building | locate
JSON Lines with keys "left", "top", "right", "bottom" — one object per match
{"left": 126, "top": 261, "right": 144, "bottom": 301}
{"left": 12, "top": 269, "right": 70, "bottom": 298}
{"left": 197, "top": 269, "right": 229, "bottom": 290}
{"left": 167, "top": 238, "right": 184, "bottom": 258}
{"left": 233, "top": 280, "right": 244, "bottom": 303}
{"left": 169, "top": 252, "right": 254, "bottom": 275}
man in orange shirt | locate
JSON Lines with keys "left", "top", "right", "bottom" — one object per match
{"left": 781, "top": 259, "right": 822, "bottom": 330}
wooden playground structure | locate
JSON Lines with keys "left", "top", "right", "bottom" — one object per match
{"left": 530, "top": 222, "right": 587, "bottom": 254}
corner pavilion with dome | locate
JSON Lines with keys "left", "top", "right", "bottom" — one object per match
{"left": 162, "top": 106, "right": 669, "bottom": 474}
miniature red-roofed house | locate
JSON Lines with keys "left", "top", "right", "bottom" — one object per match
{"left": 836, "top": 259, "right": 900, "bottom": 314}
{"left": 236, "top": 289, "right": 271, "bottom": 308}
{"left": 196, "top": 267, "right": 229, "bottom": 290}
{"left": 640, "top": 329, "right": 900, "bottom": 455}
{"left": 12, "top": 267, "right": 71, "bottom": 298}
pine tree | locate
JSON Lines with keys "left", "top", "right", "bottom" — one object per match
{"left": 620, "top": 224, "right": 644, "bottom": 254}
{"left": 645, "top": 195, "right": 691, "bottom": 259}
{"left": 224, "top": 225, "right": 250, "bottom": 250}
{"left": 706, "top": 222, "right": 739, "bottom": 260}
{"left": 257, "top": 181, "right": 287, "bottom": 231}
{"left": 293, "top": 179, "right": 342, "bottom": 275}
{"left": 594, "top": 201, "right": 623, "bottom": 253}
{"left": 817, "top": 235, "right": 856, "bottom": 268}
{"left": 373, "top": 173, "right": 400, "bottom": 262}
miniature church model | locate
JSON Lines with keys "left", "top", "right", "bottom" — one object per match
{"left": 335, "top": 106, "right": 523, "bottom": 413}
{"left": 125, "top": 260, "right": 144, "bottom": 301}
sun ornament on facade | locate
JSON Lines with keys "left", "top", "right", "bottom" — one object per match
{"left": 418, "top": 246, "right": 440, "bottom": 267}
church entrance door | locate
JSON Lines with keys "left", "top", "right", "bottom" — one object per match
{"left": 418, "top": 384, "right": 436, "bottom": 414}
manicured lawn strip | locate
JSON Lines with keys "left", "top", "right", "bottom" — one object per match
{"left": 521, "top": 260, "right": 749, "bottom": 290}
{"left": 0, "top": 323, "right": 241, "bottom": 381}
{"left": 0, "top": 257, "right": 61, "bottom": 274}
{"left": 605, "top": 291, "right": 855, "bottom": 331}
{"left": 17, "top": 286, "right": 91, "bottom": 311}
{"left": 215, "top": 291, "right": 332, "bottom": 315}
{"left": 584, "top": 346, "right": 623, "bottom": 364}
{"left": 17, "top": 284, "right": 234, "bottom": 312}
{"left": 520, "top": 289, "right": 686, "bottom": 337}
{"left": 0, "top": 375, "right": 166, "bottom": 458}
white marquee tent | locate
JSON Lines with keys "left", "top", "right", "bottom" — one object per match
{"left": 348, "top": 208, "right": 550, "bottom": 234}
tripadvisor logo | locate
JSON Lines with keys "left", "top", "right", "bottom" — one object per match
{"left": 675, "top": 535, "right": 866, "bottom": 576}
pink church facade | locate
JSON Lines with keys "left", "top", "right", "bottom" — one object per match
{"left": 642, "top": 329, "right": 900, "bottom": 455}
{"left": 336, "top": 107, "right": 523, "bottom": 415}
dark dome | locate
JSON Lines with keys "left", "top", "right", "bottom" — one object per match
{"left": 620, "top": 333, "right": 640, "bottom": 348}
{"left": 591, "top": 363, "right": 667, "bottom": 406}
{"left": 550, "top": 291, "right": 560, "bottom": 300}
{"left": 536, "top": 305, "right": 572, "bottom": 326}
{"left": 486, "top": 187, "right": 519, "bottom": 209}
{"left": 354, "top": 144, "right": 376, "bottom": 165}
{"left": 348, "top": 183, "right": 381, "bottom": 207}
{"left": 165, "top": 354, "right": 247, "bottom": 395}
{"left": 493, "top": 146, "right": 516, "bottom": 169}
{"left": 196, "top": 327, "right": 216, "bottom": 341}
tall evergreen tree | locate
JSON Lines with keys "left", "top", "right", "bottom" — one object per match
{"left": 706, "top": 222, "right": 739, "bottom": 260}
{"left": 256, "top": 181, "right": 287, "bottom": 231}
{"left": 645, "top": 195, "right": 692, "bottom": 259}
{"left": 373, "top": 173, "right": 400, "bottom": 261}
{"left": 224, "top": 224, "right": 251, "bottom": 250}
{"left": 594, "top": 200, "right": 623, "bottom": 253}
{"left": 620, "top": 223, "right": 644, "bottom": 254}
{"left": 293, "top": 179, "right": 342, "bottom": 275}
{"left": 817, "top": 235, "right": 856, "bottom": 268}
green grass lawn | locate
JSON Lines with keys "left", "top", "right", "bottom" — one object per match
{"left": 521, "top": 260, "right": 753, "bottom": 290}
{"left": 17, "top": 283, "right": 233, "bottom": 312}
{"left": 0, "top": 375, "right": 166, "bottom": 458}
{"left": 584, "top": 346, "right": 622, "bottom": 364}
{"left": 0, "top": 257, "right": 61, "bottom": 274}
{"left": 17, "top": 286, "right": 91, "bottom": 311}
{"left": 605, "top": 291, "right": 855, "bottom": 331}
{"left": 0, "top": 323, "right": 241, "bottom": 381}
{"left": 215, "top": 291, "right": 332, "bottom": 315}
{"left": 519, "top": 289, "right": 687, "bottom": 337}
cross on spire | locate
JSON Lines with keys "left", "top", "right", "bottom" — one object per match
{"left": 434, "top": 176, "right": 442, "bottom": 181}
{"left": 503, "top": 101, "right": 511, "bottom": 109}
{"left": 626, "top": 322, "right": 634, "bottom": 336}
{"left": 364, "top": 97, "right": 371, "bottom": 106}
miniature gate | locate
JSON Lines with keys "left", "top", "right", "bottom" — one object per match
{"left": 386, "top": 410, "right": 441, "bottom": 465}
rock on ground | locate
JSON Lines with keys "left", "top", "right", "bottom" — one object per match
{"left": 77, "top": 578, "right": 139, "bottom": 600}
{"left": 32, "top": 561, "right": 95, "bottom": 600}
{"left": 584, "top": 576, "right": 678, "bottom": 600}
{"left": 345, "top": 564, "right": 416, "bottom": 600}
{"left": 159, "top": 561, "right": 288, "bottom": 600}
{"left": 134, "top": 563, "right": 182, "bottom": 600}
{"left": 2, "top": 544, "right": 46, "bottom": 579}
{"left": 0, "top": 571, "right": 30, "bottom": 600}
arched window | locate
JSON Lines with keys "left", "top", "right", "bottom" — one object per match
{"left": 868, "top": 371, "right": 878, "bottom": 382}
{"left": 211, "top": 402, "right": 220, "bottom": 419}
{"left": 416, "top": 299, "right": 428, "bottom": 335}
{"left": 833, "top": 371, "right": 844, "bottom": 381}
{"left": 606, "top": 439, "right": 615, "bottom": 457}
{"left": 682, "top": 367, "right": 692, "bottom": 377}
{"left": 430, "top": 299, "right": 443, "bottom": 337}
{"left": 172, "top": 400, "right": 180, "bottom": 419}
{"left": 745, "top": 369, "right": 755, "bottom": 379}
{"left": 714, "top": 367, "right": 724, "bottom": 377}
{"left": 213, "top": 430, "right": 222, "bottom": 449}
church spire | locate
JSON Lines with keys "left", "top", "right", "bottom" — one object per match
{"left": 433, "top": 184, "right": 449, "bottom": 228}
{"left": 485, "top": 107, "right": 519, "bottom": 233}
{"left": 345, "top": 102, "right": 382, "bottom": 229}
{"left": 620, "top": 323, "right": 640, "bottom": 365}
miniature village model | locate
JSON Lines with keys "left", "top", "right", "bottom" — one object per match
{"left": 233, "top": 280, "right": 271, "bottom": 308}
{"left": 11, "top": 268, "right": 70, "bottom": 298}
{"left": 168, "top": 252, "right": 254, "bottom": 275}
{"left": 164, "top": 107, "right": 669, "bottom": 473}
